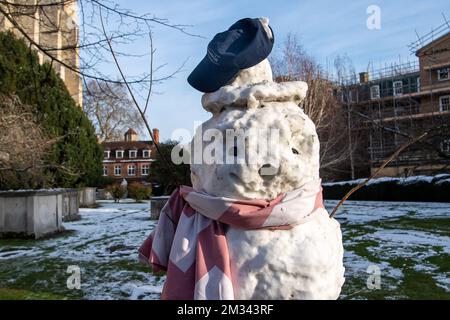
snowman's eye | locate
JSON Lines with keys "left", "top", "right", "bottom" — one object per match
{"left": 292, "top": 148, "right": 299, "bottom": 155}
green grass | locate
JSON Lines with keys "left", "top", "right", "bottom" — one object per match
{"left": 369, "top": 217, "right": 450, "bottom": 236}
{"left": 0, "top": 288, "right": 68, "bottom": 300}
{"left": 1, "top": 204, "right": 449, "bottom": 300}
{"left": 339, "top": 215, "right": 450, "bottom": 300}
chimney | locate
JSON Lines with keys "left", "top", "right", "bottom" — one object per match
{"left": 152, "top": 128, "right": 159, "bottom": 144}
{"left": 124, "top": 128, "right": 138, "bottom": 141}
{"left": 359, "top": 72, "right": 369, "bottom": 83}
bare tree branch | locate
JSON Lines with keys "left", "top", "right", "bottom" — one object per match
{"left": 329, "top": 132, "right": 429, "bottom": 218}
{"left": 98, "top": 7, "right": 179, "bottom": 184}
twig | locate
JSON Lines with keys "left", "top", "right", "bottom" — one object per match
{"left": 329, "top": 132, "right": 428, "bottom": 218}
{"left": 0, "top": 0, "right": 198, "bottom": 85}
{"left": 143, "top": 29, "right": 154, "bottom": 114}
{"left": 99, "top": 7, "right": 179, "bottom": 184}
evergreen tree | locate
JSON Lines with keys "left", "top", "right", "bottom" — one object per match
{"left": 148, "top": 140, "right": 191, "bottom": 195}
{"left": 0, "top": 31, "right": 102, "bottom": 188}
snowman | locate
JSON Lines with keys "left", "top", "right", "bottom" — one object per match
{"left": 140, "top": 17, "right": 344, "bottom": 300}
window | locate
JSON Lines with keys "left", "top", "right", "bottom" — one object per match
{"left": 439, "top": 95, "right": 450, "bottom": 112}
{"left": 129, "top": 150, "right": 137, "bottom": 158}
{"left": 116, "top": 150, "right": 124, "bottom": 158}
{"left": 393, "top": 81, "right": 403, "bottom": 96}
{"left": 114, "top": 165, "right": 121, "bottom": 176}
{"left": 370, "top": 85, "right": 380, "bottom": 99}
{"left": 127, "top": 164, "right": 136, "bottom": 176}
{"left": 437, "top": 68, "right": 450, "bottom": 81}
{"left": 348, "top": 90, "right": 356, "bottom": 102}
{"left": 441, "top": 139, "right": 450, "bottom": 153}
{"left": 143, "top": 149, "right": 151, "bottom": 158}
{"left": 103, "top": 165, "right": 108, "bottom": 176}
{"left": 141, "top": 164, "right": 150, "bottom": 176}
{"left": 104, "top": 150, "right": 110, "bottom": 159}
{"left": 417, "top": 77, "right": 420, "bottom": 92}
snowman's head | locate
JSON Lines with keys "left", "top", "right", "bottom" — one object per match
{"left": 226, "top": 58, "right": 273, "bottom": 87}
{"left": 190, "top": 103, "right": 320, "bottom": 200}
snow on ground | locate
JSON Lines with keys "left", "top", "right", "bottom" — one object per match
{"left": 0, "top": 199, "right": 449, "bottom": 300}
{"left": 328, "top": 200, "right": 450, "bottom": 299}
{"left": 323, "top": 174, "right": 450, "bottom": 187}
{"left": 0, "top": 200, "right": 163, "bottom": 300}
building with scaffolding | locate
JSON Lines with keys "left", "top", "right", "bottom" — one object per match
{"left": 339, "top": 21, "right": 450, "bottom": 179}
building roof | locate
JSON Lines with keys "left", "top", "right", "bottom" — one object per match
{"left": 125, "top": 128, "right": 138, "bottom": 135}
{"left": 416, "top": 31, "right": 450, "bottom": 56}
{"left": 102, "top": 140, "right": 153, "bottom": 150}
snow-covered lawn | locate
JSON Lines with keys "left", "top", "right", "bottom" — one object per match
{"left": 0, "top": 200, "right": 162, "bottom": 300}
{"left": 333, "top": 201, "right": 450, "bottom": 299}
{"left": 0, "top": 199, "right": 449, "bottom": 299}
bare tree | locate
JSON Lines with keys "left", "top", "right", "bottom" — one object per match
{"left": 0, "top": 95, "right": 77, "bottom": 188}
{"left": 0, "top": 0, "right": 195, "bottom": 184}
{"left": 271, "top": 34, "right": 353, "bottom": 180}
{"left": 0, "top": 0, "right": 193, "bottom": 87}
{"left": 83, "top": 80, "right": 144, "bottom": 141}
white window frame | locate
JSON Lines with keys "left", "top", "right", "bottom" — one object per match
{"left": 141, "top": 164, "right": 150, "bottom": 176}
{"left": 116, "top": 150, "right": 124, "bottom": 158}
{"left": 104, "top": 150, "right": 110, "bottom": 159}
{"left": 127, "top": 164, "right": 136, "bottom": 176}
{"left": 441, "top": 139, "right": 450, "bottom": 153}
{"left": 348, "top": 90, "right": 356, "bottom": 103}
{"left": 393, "top": 81, "right": 403, "bottom": 96}
{"left": 129, "top": 150, "right": 137, "bottom": 158}
{"left": 103, "top": 165, "right": 108, "bottom": 176}
{"left": 439, "top": 95, "right": 450, "bottom": 112}
{"left": 143, "top": 149, "right": 151, "bottom": 158}
{"left": 114, "top": 165, "right": 121, "bottom": 176}
{"left": 370, "top": 85, "right": 380, "bottom": 100}
{"left": 437, "top": 67, "right": 450, "bottom": 81}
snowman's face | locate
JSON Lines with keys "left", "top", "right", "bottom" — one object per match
{"left": 190, "top": 102, "right": 320, "bottom": 200}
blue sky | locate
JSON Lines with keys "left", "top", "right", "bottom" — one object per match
{"left": 106, "top": 0, "right": 450, "bottom": 141}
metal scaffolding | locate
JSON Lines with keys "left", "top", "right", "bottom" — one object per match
{"left": 335, "top": 18, "right": 450, "bottom": 178}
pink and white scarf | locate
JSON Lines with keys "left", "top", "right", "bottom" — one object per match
{"left": 138, "top": 180, "right": 324, "bottom": 300}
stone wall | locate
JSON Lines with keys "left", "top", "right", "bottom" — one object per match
{"left": 78, "top": 187, "right": 96, "bottom": 207}
{"left": 150, "top": 196, "right": 169, "bottom": 220}
{"left": 0, "top": 190, "right": 66, "bottom": 238}
{"left": 0, "top": 1, "right": 82, "bottom": 107}
{"left": 62, "top": 189, "right": 80, "bottom": 221}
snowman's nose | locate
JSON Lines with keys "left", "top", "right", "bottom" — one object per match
{"left": 258, "top": 163, "right": 278, "bottom": 177}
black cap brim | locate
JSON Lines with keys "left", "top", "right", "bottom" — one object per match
{"left": 187, "top": 55, "right": 240, "bottom": 93}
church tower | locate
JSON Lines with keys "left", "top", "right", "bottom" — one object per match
{"left": 0, "top": 0, "right": 83, "bottom": 108}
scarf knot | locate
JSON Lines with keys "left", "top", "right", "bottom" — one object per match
{"left": 139, "top": 179, "right": 324, "bottom": 300}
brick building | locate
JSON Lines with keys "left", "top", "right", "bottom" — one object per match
{"left": 0, "top": 0, "right": 82, "bottom": 107}
{"left": 339, "top": 24, "right": 450, "bottom": 178}
{"left": 101, "top": 128, "right": 159, "bottom": 184}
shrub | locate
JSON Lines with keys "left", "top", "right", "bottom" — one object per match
{"left": 107, "top": 184, "right": 126, "bottom": 203}
{"left": 128, "top": 182, "right": 152, "bottom": 202}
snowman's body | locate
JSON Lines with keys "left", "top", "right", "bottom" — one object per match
{"left": 227, "top": 208, "right": 344, "bottom": 299}
{"left": 189, "top": 59, "right": 345, "bottom": 299}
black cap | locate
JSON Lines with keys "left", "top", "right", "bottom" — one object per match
{"left": 188, "top": 18, "right": 274, "bottom": 93}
